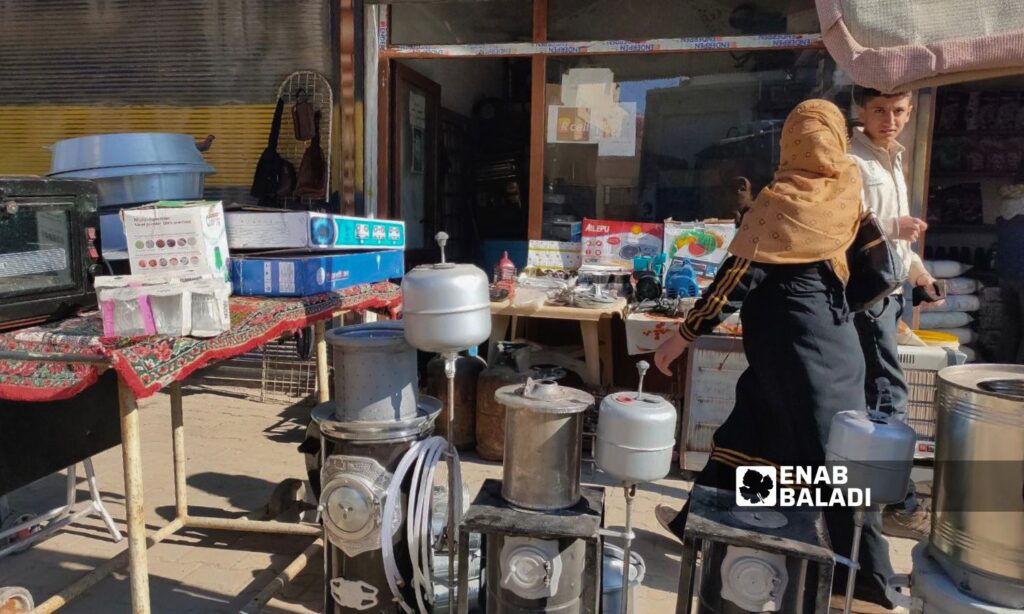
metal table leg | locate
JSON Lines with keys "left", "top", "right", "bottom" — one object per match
{"left": 675, "top": 537, "right": 697, "bottom": 614}
{"left": 117, "top": 379, "right": 151, "bottom": 614}
{"left": 315, "top": 321, "right": 330, "bottom": 405}
{"left": 456, "top": 526, "right": 471, "bottom": 614}
{"left": 580, "top": 320, "right": 601, "bottom": 387}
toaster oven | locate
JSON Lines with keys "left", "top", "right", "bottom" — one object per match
{"left": 0, "top": 177, "right": 101, "bottom": 331}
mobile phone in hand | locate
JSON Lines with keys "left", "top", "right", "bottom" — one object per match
{"left": 912, "top": 279, "right": 947, "bottom": 306}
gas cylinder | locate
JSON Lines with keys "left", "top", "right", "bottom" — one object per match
{"left": 425, "top": 350, "right": 486, "bottom": 450}
{"left": 825, "top": 378, "right": 917, "bottom": 504}
{"left": 475, "top": 343, "right": 529, "bottom": 461}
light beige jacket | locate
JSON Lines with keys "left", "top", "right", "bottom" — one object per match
{"left": 849, "top": 128, "right": 927, "bottom": 287}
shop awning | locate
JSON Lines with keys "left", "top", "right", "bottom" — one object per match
{"left": 817, "top": 0, "right": 1024, "bottom": 92}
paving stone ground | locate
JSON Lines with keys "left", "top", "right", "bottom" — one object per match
{"left": 0, "top": 387, "right": 915, "bottom": 613}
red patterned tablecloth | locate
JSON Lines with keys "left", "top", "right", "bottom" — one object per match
{"left": 0, "top": 282, "right": 402, "bottom": 403}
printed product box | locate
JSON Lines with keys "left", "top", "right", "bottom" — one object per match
{"left": 664, "top": 220, "right": 736, "bottom": 268}
{"left": 581, "top": 218, "right": 663, "bottom": 270}
{"left": 123, "top": 200, "right": 230, "bottom": 282}
{"left": 230, "top": 250, "right": 404, "bottom": 297}
{"left": 526, "top": 240, "right": 582, "bottom": 271}
{"left": 225, "top": 210, "right": 406, "bottom": 251}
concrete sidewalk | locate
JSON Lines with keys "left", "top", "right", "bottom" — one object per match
{"left": 0, "top": 387, "right": 915, "bottom": 613}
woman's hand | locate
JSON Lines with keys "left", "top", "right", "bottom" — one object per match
{"left": 654, "top": 329, "right": 691, "bottom": 376}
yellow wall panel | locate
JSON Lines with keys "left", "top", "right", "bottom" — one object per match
{"left": 0, "top": 105, "right": 276, "bottom": 187}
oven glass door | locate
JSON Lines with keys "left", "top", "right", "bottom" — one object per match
{"left": 0, "top": 198, "right": 79, "bottom": 300}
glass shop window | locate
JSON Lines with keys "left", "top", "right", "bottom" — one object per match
{"left": 390, "top": 1, "right": 534, "bottom": 45}
{"left": 547, "top": 0, "right": 820, "bottom": 41}
{"left": 541, "top": 50, "right": 837, "bottom": 239}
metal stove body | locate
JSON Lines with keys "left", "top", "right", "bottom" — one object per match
{"left": 456, "top": 379, "right": 605, "bottom": 614}
{"left": 317, "top": 322, "right": 441, "bottom": 613}
{"left": 675, "top": 486, "right": 835, "bottom": 614}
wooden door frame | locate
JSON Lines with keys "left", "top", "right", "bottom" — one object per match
{"left": 390, "top": 61, "right": 441, "bottom": 265}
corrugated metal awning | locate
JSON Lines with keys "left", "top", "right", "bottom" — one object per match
{"left": 0, "top": 0, "right": 335, "bottom": 192}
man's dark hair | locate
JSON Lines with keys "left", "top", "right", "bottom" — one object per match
{"left": 853, "top": 86, "right": 911, "bottom": 108}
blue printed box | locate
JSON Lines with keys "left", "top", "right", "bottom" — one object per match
{"left": 231, "top": 250, "right": 404, "bottom": 297}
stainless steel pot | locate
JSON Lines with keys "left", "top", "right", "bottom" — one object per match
{"left": 325, "top": 322, "right": 420, "bottom": 423}
{"left": 931, "top": 364, "right": 1024, "bottom": 608}
{"left": 401, "top": 232, "right": 491, "bottom": 354}
{"left": 496, "top": 379, "right": 594, "bottom": 511}
{"left": 51, "top": 166, "right": 211, "bottom": 208}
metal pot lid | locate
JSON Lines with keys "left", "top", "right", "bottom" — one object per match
{"left": 49, "top": 162, "right": 215, "bottom": 179}
{"left": 602, "top": 544, "right": 646, "bottom": 591}
{"left": 495, "top": 378, "right": 593, "bottom": 414}
{"left": 324, "top": 321, "right": 409, "bottom": 350}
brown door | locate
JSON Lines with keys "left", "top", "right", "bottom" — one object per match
{"left": 391, "top": 63, "right": 441, "bottom": 270}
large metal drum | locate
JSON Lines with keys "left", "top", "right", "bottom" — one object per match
{"left": 326, "top": 322, "right": 419, "bottom": 422}
{"left": 496, "top": 380, "right": 594, "bottom": 511}
{"left": 931, "top": 365, "right": 1024, "bottom": 608}
{"left": 485, "top": 534, "right": 587, "bottom": 614}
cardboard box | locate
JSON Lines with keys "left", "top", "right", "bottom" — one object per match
{"left": 123, "top": 201, "right": 230, "bottom": 282}
{"left": 581, "top": 218, "right": 663, "bottom": 270}
{"left": 664, "top": 220, "right": 736, "bottom": 267}
{"left": 625, "top": 307, "right": 743, "bottom": 355}
{"left": 526, "top": 240, "right": 582, "bottom": 271}
{"left": 225, "top": 210, "right": 406, "bottom": 251}
{"left": 230, "top": 250, "right": 404, "bottom": 297}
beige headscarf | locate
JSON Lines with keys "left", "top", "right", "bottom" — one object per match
{"left": 729, "top": 99, "right": 861, "bottom": 283}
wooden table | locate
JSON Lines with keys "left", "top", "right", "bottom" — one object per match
{"left": 0, "top": 285, "right": 401, "bottom": 614}
{"left": 488, "top": 298, "right": 626, "bottom": 387}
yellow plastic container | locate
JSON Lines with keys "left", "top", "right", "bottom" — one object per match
{"left": 913, "top": 330, "right": 961, "bottom": 349}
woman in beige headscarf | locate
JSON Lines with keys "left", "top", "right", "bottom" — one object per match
{"left": 654, "top": 100, "right": 897, "bottom": 609}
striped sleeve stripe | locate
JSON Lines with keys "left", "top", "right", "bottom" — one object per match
{"left": 680, "top": 259, "right": 745, "bottom": 340}
{"left": 681, "top": 258, "right": 750, "bottom": 339}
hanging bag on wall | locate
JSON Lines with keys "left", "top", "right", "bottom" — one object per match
{"left": 845, "top": 212, "right": 903, "bottom": 312}
{"left": 291, "top": 89, "right": 317, "bottom": 141}
{"left": 295, "top": 110, "right": 326, "bottom": 199}
{"left": 251, "top": 98, "right": 294, "bottom": 204}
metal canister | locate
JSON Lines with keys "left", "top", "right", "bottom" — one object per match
{"left": 496, "top": 379, "right": 594, "bottom": 511}
{"left": 931, "top": 365, "right": 1024, "bottom": 608}
{"left": 326, "top": 322, "right": 419, "bottom": 423}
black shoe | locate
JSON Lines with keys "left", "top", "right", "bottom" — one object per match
{"left": 655, "top": 504, "right": 689, "bottom": 540}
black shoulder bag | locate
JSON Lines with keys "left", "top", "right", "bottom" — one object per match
{"left": 845, "top": 212, "right": 902, "bottom": 312}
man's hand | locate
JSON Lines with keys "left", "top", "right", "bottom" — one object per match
{"left": 896, "top": 216, "right": 928, "bottom": 242}
{"left": 655, "top": 329, "right": 691, "bottom": 376}
{"left": 915, "top": 273, "right": 946, "bottom": 309}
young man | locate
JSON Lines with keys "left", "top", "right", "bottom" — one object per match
{"left": 850, "top": 86, "right": 937, "bottom": 541}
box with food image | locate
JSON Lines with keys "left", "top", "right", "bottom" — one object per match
{"left": 581, "top": 218, "right": 663, "bottom": 270}
{"left": 663, "top": 219, "right": 737, "bottom": 279}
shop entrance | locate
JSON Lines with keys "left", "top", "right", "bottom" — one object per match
{"left": 388, "top": 58, "right": 532, "bottom": 270}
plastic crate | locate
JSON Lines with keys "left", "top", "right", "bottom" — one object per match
{"left": 680, "top": 337, "right": 964, "bottom": 471}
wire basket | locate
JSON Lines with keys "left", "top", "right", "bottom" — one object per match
{"left": 276, "top": 70, "right": 334, "bottom": 203}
